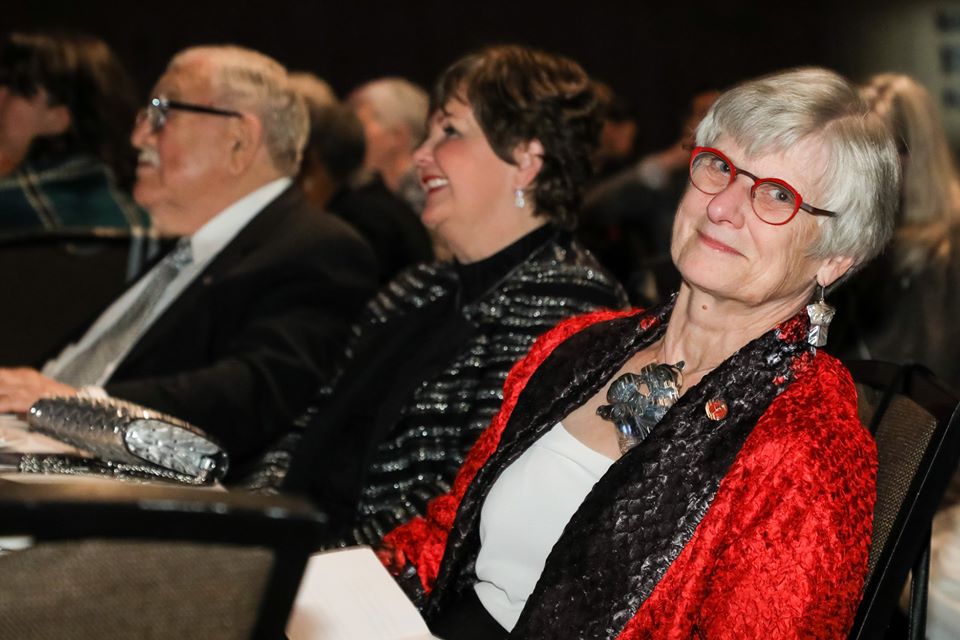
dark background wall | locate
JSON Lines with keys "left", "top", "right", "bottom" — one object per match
{"left": 7, "top": 0, "right": 931, "bottom": 152}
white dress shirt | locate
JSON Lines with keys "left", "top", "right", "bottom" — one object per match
{"left": 43, "top": 177, "right": 292, "bottom": 388}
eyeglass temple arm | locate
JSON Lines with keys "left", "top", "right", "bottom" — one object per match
{"left": 737, "top": 165, "right": 838, "bottom": 218}
{"left": 799, "top": 202, "right": 837, "bottom": 218}
{"left": 151, "top": 98, "right": 241, "bottom": 118}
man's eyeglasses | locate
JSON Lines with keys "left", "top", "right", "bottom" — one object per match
{"left": 688, "top": 146, "right": 838, "bottom": 225}
{"left": 137, "top": 97, "right": 242, "bottom": 132}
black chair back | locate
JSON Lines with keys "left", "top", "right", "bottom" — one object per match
{"left": 0, "top": 229, "right": 163, "bottom": 367}
{"left": 847, "top": 360, "right": 960, "bottom": 640}
{"left": 0, "top": 480, "right": 326, "bottom": 639}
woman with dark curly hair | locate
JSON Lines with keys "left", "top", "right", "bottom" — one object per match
{"left": 274, "top": 45, "right": 627, "bottom": 543}
{"left": 0, "top": 31, "right": 148, "bottom": 232}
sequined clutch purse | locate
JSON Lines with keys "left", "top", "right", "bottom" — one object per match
{"left": 21, "top": 396, "right": 228, "bottom": 484}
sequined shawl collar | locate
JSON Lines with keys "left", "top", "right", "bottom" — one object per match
{"left": 424, "top": 300, "right": 816, "bottom": 637}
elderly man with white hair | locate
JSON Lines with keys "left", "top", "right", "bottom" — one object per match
{"left": 349, "top": 77, "right": 429, "bottom": 213}
{"left": 0, "top": 45, "right": 377, "bottom": 468}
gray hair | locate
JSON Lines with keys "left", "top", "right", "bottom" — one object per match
{"left": 349, "top": 77, "right": 428, "bottom": 151}
{"left": 696, "top": 67, "right": 900, "bottom": 270}
{"left": 289, "top": 71, "right": 337, "bottom": 110}
{"left": 171, "top": 46, "right": 308, "bottom": 175}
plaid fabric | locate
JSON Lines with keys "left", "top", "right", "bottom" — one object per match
{"left": 0, "top": 154, "right": 149, "bottom": 233}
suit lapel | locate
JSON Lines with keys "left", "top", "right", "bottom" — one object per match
{"left": 113, "top": 186, "right": 300, "bottom": 376}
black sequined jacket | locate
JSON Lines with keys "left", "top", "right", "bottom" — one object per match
{"left": 279, "top": 227, "right": 628, "bottom": 544}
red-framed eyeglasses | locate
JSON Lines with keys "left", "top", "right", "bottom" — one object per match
{"left": 688, "top": 146, "right": 838, "bottom": 225}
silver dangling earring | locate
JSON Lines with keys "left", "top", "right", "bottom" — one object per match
{"left": 806, "top": 283, "right": 836, "bottom": 347}
{"left": 514, "top": 188, "right": 526, "bottom": 209}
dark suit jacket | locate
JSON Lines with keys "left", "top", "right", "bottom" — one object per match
{"left": 104, "top": 186, "right": 377, "bottom": 466}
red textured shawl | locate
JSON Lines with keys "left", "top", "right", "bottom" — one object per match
{"left": 382, "top": 309, "right": 634, "bottom": 584}
{"left": 383, "top": 308, "right": 876, "bottom": 638}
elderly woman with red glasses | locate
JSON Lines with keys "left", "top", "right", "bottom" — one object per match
{"left": 378, "top": 67, "right": 900, "bottom": 639}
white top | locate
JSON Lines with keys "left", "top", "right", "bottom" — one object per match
{"left": 473, "top": 421, "right": 614, "bottom": 631}
{"left": 43, "top": 177, "right": 292, "bottom": 387}
{"left": 922, "top": 502, "right": 960, "bottom": 640}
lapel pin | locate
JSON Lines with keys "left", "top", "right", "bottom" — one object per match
{"left": 705, "top": 398, "right": 728, "bottom": 421}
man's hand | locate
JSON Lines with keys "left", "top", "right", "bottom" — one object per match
{"left": 0, "top": 368, "right": 77, "bottom": 413}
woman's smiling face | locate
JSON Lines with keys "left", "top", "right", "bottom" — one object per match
{"left": 671, "top": 135, "right": 840, "bottom": 308}
{"left": 413, "top": 98, "right": 519, "bottom": 252}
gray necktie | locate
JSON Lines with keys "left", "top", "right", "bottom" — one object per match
{"left": 56, "top": 239, "right": 194, "bottom": 387}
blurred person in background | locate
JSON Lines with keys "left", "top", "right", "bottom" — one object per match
{"left": 0, "top": 31, "right": 148, "bottom": 232}
{"left": 830, "top": 73, "right": 960, "bottom": 391}
{"left": 293, "top": 71, "right": 432, "bottom": 283}
{"left": 592, "top": 81, "right": 639, "bottom": 179}
{"left": 580, "top": 88, "right": 720, "bottom": 304}
{"left": 289, "top": 71, "right": 338, "bottom": 207}
{"left": 834, "top": 73, "right": 960, "bottom": 640}
{"left": 289, "top": 71, "right": 336, "bottom": 112}
{"left": 349, "top": 76, "right": 429, "bottom": 214}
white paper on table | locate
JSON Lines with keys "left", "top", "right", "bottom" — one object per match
{"left": 287, "top": 545, "right": 440, "bottom": 640}
{"left": 926, "top": 504, "right": 960, "bottom": 640}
